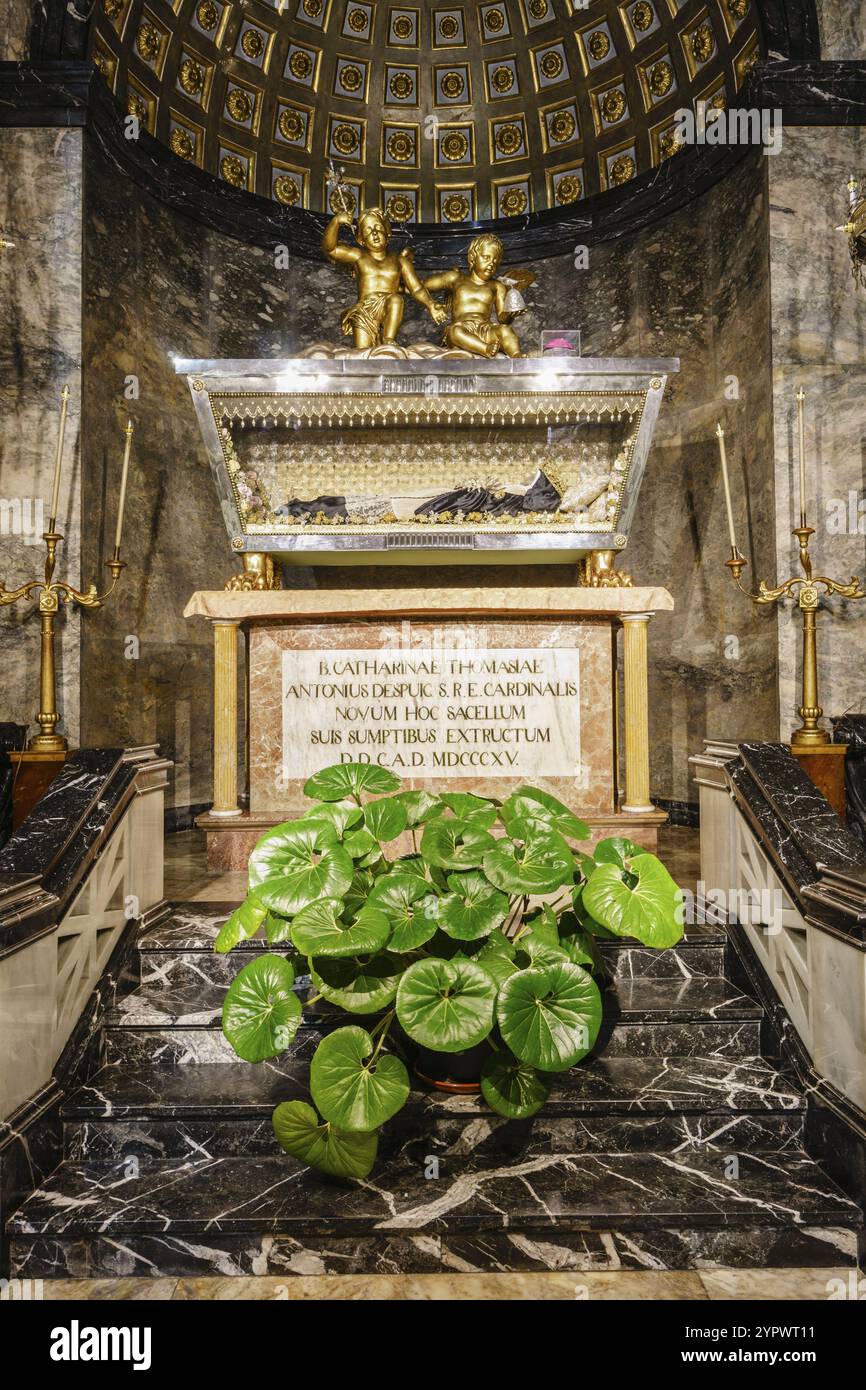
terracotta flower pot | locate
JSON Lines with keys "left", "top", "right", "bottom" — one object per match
{"left": 414, "top": 1042, "right": 490, "bottom": 1093}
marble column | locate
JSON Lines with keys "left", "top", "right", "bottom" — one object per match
{"left": 768, "top": 126, "right": 866, "bottom": 740}
{"left": 621, "top": 613, "right": 654, "bottom": 814}
{"left": 211, "top": 621, "right": 241, "bottom": 816}
{"left": 0, "top": 128, "right": 84, "bottom": 746}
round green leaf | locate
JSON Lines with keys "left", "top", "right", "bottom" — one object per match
{"left": 222, "top": 953, "right": 302, "bottom": 1062}
{"left": 571, "top": 883, "right": 617, "bottom": 938}
{"left": 310, "top": 1026, "right": 410, "bottom": 1132}
{"left": 557, "top": 914, "right": 605, "bottom": 972}
{"left": 502, "top": 787, "right": 590, "bottom": 842}
{"left": 497, "top": 961, "right": 602, "bottom": 1072}
{"left": 249, "top": 823, "right": 354, "bottom": 916}
{"left": 311, "top": 951, "right": 404, "bottom": 1014}
{"left": 481, "top": 1052, "right": 552, "bottom": 1119}
{"left": 304, "top": 762, "right": 402, "bottom": 802}
{"left": 524, "top": 905, "right": 560, "bottom": 949}
{"left": 420, "top": 817, "right": 496, "bottom": 870}
{"left": 476, "top": 930, "right": 518, "bottom": 987}
{"left": 582, "top": 854, "right": 683, "bottom": 947}
{"left": 298, "top": 800, "right": 363, "bottom": 838}
{"left": 483, "top": 826, "right": 575, "bottom": 894}
{"left": 363, "top": 797, "right": 408, "bottom": 842}
{"left": 272, "top": 1100, "right": 377, "bottom": 1180}
{"left": 395, "top": 790, "right": 446, "bottom": 826}
{"left": 396, "top": 957, "right": 496, "bottom": 1052}
{"left": 343, "top": 827, "right": 380, "bottom": 860}
{"left": 368, "top": 874, "right": 440, "bottom": 952}
{"left": 290, "top": 898, "right": 390, "bottom": 958}
{"left": 574, "top": 851, "right": 598, "bottom": 880}
{"left": 214, "top": 893, "right": 267, "bottom": 953}
{"left": 264, "top": 911, "right": 293, "bottom": 944}
{"left": 593, "top": 836, "right": 650, "bottom": 867}
{"left": 343, "top": 868, "right": 378, "bottom": 917}
{"left": 438, "top": 870, "right": 508, "bottom": 941}
{"left": 383, "top": 856, "right": 429, "bottom": 883}
{"left": 440, "top": 792, "right": 498, "bottom": 827}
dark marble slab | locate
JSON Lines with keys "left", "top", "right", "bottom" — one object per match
{"left": 0, "top": 748, "right": 124, "bottom": 877}
{"left": 65, "top": 1106, "right": 806, "bottom": 1166}
{"left": 725, "top": 915, "right": 866, "bottom": 1223}
{"left": 8, "top": 1149, "right": 859, "bottom": 1240}
{"left": 11, "top": 1220, "right": 858, "bottom": 1279}
{"left": 137, "top": 903, "right": 241, "bottom": 952}
{"left": 439, "top": 1224, "right": 857, "bottom": 1276}
{"left": 60, "top": 1052, "right": 806, "bottom": 1164}
{"left": 756, "top": 59, "right": 866, "bottom": 124}
{"left": 61, "top": 1053, "right": 804, "bottom": 1124}
{"left": 600, "top": 941, "right": 725, "bottom": 981}
{"left": 739, "top": 742, "right": 866, "bottom": 876}
{"left": 601, "top": 975, "right": 761, "bottom": 1023}
{"left": 598, "top": 1020, "right": 762, "bottom": 1060}
{"left": 728, "top": 742, "right": 866, "bottom": 943}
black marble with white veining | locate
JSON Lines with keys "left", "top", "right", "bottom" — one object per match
{"left": 0, "top": 902, "right": 151, "bottom": 1271}
{"left": 756, "top": 59, "right": 866, "bottom": 124}
{"left": 727, "top": 742, "right": 866, "bottom": 943}
{"left": 8, "top": 1149, "right": 859, "bottom": 1240}
{"left": 724, "top": 912, "right": 866, "bottom": 1228}
{"left": 739, "top": 742, "right": 866, "bottom": 875}
{"left": 7, "top": 891, "right": 864, "bottom": 1277}
{"left": 0, "top": 748, "right": 125, "bottom": 878}
{"left": 12, "top": 1220, "right": 858, "bottom": 1280}
{"left": 0, "top": 748, "right": 140, "bottom": 958}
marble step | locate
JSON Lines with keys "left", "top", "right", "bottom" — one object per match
{"left": 103, "top": 974, "right": 762, "bottom": 1065}
{"left": 62, "top": 1053, "right": 805, "bottom": 1163}
{"left": 8, "top": 1149, "right": 860, "bottom": 1279}
{"left": 139, "top": 903, "right": 726, "bottom": 985}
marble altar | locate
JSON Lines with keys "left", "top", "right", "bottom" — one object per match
{"left": 185, "top": 585, "right": 673, "bottom": 868}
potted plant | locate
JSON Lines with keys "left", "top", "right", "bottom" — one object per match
{"left": 215, "top": 762, "right": 683, "bottom": 1180}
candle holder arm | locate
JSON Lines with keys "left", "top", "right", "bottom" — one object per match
{"left": 0, "top": 577, "right": 48, "bottom": 606}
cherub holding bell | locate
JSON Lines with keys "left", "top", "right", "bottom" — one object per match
{"left": 322, "top": 204, "right": 447, "bottom": 349}
{"left": 423, "top": 233, "right": 533, "bottom": 358}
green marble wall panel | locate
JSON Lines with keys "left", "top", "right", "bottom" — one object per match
{"left": 769, "top": 126, "right": 866, "bottom": 742}
{"left": 0, "top": 127, "right": 83, "bottom": 746}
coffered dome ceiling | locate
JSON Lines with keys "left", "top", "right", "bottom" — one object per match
{"left": 88, "top": 0, "right": 762, "bottom": 225}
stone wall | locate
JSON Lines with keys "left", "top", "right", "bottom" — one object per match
{"left": 72, "top": 141, "right": 778, "bottom": 808}
{"left": 768, "top": 127, "right": 866, "bottom": 738}
{"left": 816, "top": 0, "right": 866, "bottom": 58}
{"left": 0, "top": 123, "right": 780, "bottom": 809}
{"left": 0, "top": 0, "right": 33, "bottom": 60}
{"left": 0, "top": 128, "right": 83, "bottom": 745}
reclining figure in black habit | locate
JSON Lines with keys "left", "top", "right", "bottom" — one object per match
{"left": 414, "top": 469, "right": 561, "bottom": 519}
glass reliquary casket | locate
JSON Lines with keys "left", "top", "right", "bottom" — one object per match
{"left": 176, "top": 355, "right": 678, "bottom": 571}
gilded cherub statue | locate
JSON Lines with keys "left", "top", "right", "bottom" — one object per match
{"left": 322, "top": 206, "right": 447, "bottom": 349}
{"left": 423, "top": 234, "right": 533, "bottom": 358}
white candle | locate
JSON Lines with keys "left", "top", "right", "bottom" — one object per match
{"left": 114, "top": 420, "right": 134, "bottom": 554}
{"left": 716, "top": 422, "right": 738, "bottom": 551}
{"left": 796, "top": 387, "right": 807, "bottom": 528}
{"left": 49, "top": 386, "right": 70, "bottom": 529}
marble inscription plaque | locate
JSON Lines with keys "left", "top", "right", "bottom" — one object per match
{"left": 281, "top": 647, "right": 581, "bottom": 782}
{"left": 249, "top": 619, "right": 615, "bottom": 818}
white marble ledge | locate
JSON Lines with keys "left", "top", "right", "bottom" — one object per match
{"left": 184, "top": 586, "right": 675, "bottom": 622}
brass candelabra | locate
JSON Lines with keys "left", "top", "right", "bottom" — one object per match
{"left": 717, "top": 400, "right": 865, "bottom": 749}
{"left": 0, "top": 532, "right": 125, "bottom": 754}
{"left": 0, "top": 400, "right": 132, "bottom": 753}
